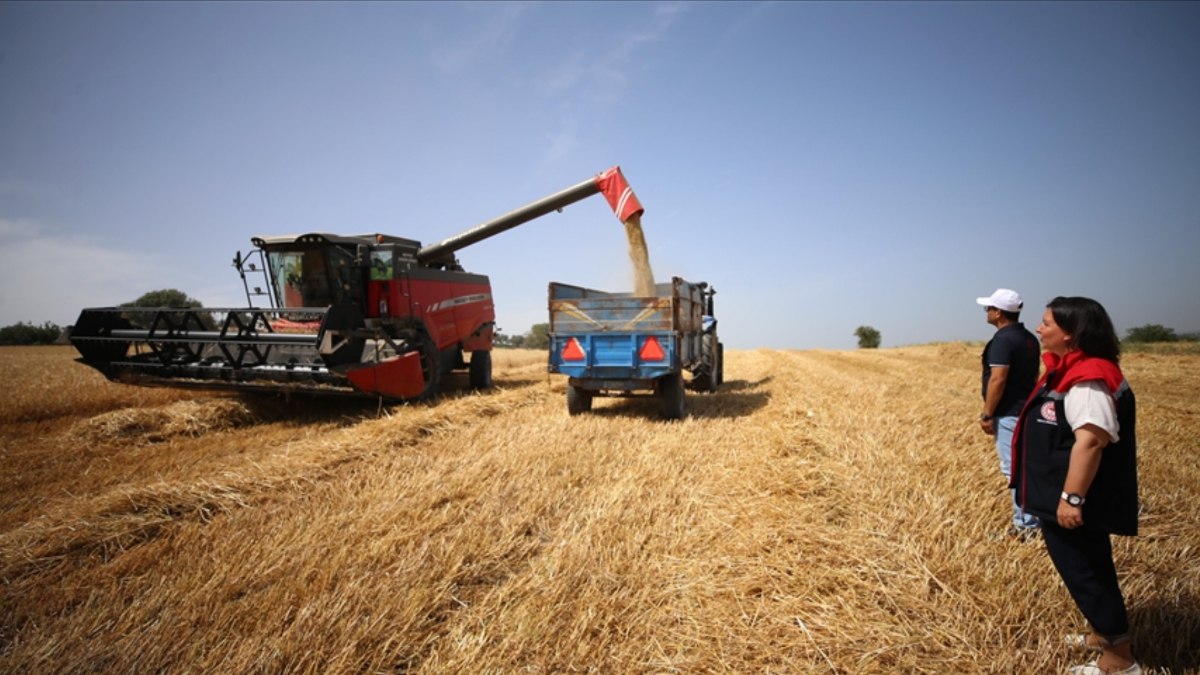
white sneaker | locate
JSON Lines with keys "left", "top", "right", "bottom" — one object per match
{"left": 1066, "top": 660, "right": 1143, "bottom": 675}
{"left": 1064, "top": 634, "right": 1104, "bottom": 652}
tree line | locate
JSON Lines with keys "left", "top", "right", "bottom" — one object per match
{"left": 1, "top": 289, "right": 207, "bottom": 345}
{"left": 493, "top": 323, "right": 550, "bottom": 350}
{"left": 845, "top": 322, "right": 1198, "bottom": 350}
{"left": 1, "top": 289, "right": 1194, "bottom": 348}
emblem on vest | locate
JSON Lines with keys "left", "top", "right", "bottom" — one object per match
{"left": 1039, "top": 401, "right": 1057, "bottom": 424}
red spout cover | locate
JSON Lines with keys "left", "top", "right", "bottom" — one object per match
{"left": 594, "top": 166, "right": 644, "bottom": 222}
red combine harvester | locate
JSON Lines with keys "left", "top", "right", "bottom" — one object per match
{"left": 70, "top": 167, "right": 644, "bottom": 400}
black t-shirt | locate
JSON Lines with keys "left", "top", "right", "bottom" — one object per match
{"left": 981, "top": 323, "right": 1041, "bottom": 417}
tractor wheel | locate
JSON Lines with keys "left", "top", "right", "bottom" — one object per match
{"left": 716, "top": 341, "right": 725, "bottom": 386}
{"left": 469, "top": 350, "right": 493, "bottom": 390}
{"left": 691, "top": 334, "right": 717, "bottom": 393}
{"left": 567, "top": 385, "right": 593, "bottom": 416}
{"left": 660, "top": 372, "right": 686, "bottom": 420}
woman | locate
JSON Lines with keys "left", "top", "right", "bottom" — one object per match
{"left": 1012, "top": 297, "right": 1140, "bottom": 675}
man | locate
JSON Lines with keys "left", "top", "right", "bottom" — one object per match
{"left": 977, "top": 288, "right": 1042, "bottom": 539}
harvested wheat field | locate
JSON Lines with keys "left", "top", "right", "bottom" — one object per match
{"left": 1, "top": 344, "right": 1198, "bottom": 674}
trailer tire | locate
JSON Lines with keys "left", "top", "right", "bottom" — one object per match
{"left": 469, "top": 350, "right": 493, "bottom": 390}
{"left": 660, "top": 372, "right": 686, "bottom": 420}
{"left": 567, "top": 385, "right": 593, "bottom": 416}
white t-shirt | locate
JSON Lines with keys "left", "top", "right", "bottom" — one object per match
{"left": 1064, "top": 380, "right": 1120, "bottom": 442}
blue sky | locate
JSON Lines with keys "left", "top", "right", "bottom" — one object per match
{"left": 2, "top": 1, "right": 1197, "bottom": 350}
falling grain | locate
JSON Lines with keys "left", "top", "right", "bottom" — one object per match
{"left": 623, "top": 213, "right": 656, "bottom": 296}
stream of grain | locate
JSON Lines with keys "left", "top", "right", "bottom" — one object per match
{"left": 623, "top": 212, "right": 655, "bottom": 296}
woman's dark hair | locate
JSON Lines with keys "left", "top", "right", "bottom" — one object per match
{"left": 1047, "top": 296, "right": 1121, "bottom": 363}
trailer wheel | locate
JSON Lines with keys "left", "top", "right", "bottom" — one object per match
{"left": 660, "top": 372, "right": 686, "bottom": 420}
{"left": 469, "top": 350, "right": 493, "bottom": 390}
{"left": 567, "top": 385, "right": 593, "bottom": 416}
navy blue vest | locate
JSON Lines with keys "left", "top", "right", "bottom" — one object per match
{"left": 1017, "top": 375, "right": 1138, "bottom": 535}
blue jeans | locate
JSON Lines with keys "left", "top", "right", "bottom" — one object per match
{"left": 996, "top": 416, "right": 1039, "bottom": 530}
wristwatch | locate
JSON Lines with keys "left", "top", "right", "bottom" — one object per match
{"left": 1061, "top": 491, "right": 1086, "bottom": 507}
{"left": 979, "top": 413, "right": 994, "bottom": 421}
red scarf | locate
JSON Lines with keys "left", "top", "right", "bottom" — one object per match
{"left": 1038, "top": 349, "right": 1125, "bottom": 395}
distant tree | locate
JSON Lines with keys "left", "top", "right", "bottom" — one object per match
{"left": 526, "top": 323, "right": 551, "bottom": 350}
{"left": 121, "top": 289, "right": 214, "bottom": 329}
{"left": 492, "top": 328, "right": 525, "bottom": 349}
{"left": 0, "top": 321, "right": 63, "bottom": 345}
{"left": 490, "top": 323, "right": 547, "bottom": 349}
{"left": 1124, "top": 324, "right": 1178, "bottom": 343}
{"left": 122, "top": 289, "right": 205, "bottom": 310}
{"left": 854, "top": 325, "right": 881, "bottom": 349}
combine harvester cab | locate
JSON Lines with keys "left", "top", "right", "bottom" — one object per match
{"left": 70, "top": 166, "right": 644, "bottom": 401}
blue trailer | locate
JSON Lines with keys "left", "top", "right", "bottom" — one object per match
{"left": 547, "top": 277, "right": 722, "bottom": 419}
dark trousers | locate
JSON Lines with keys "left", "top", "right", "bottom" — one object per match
{"left": 1042, "top": 522, "right": 1130, "bottom": 637}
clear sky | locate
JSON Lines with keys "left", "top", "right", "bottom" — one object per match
{"left": 2, "top": 1, "right": 1197, "bottom": 350}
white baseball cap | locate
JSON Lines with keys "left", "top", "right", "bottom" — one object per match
{"left": 976, "top": 288, "right": 1023, "bottom": 313}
